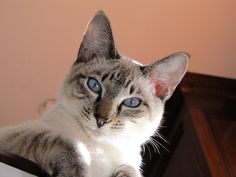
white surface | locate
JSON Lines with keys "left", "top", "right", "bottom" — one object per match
{"left": 0, "top": 162, "right": 36, "bottom": 177}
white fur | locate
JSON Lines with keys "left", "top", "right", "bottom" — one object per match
{"left": 41, "top": 106, "right": 143, "bottom": 177}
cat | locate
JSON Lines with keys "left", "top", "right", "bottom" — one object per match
{"left": 0, "top": 11, "right": 189, "bottom": 177}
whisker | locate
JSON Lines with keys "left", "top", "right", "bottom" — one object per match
{"left": 145, "top": 143, "right": 152, "bottom": 159}
{"left": 149, "top": 139, "right": 160, "bottom": 154}
{"left": 141, "top": 144, "right": 145, "bottom": 155}
{"left": 154, "top": 132, "right": 168, "bottom": 143}
{"left": 151, "top": 137, "right": 169, "bottom": 153}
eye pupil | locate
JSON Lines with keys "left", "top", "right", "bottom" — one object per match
{"left": 92, "top": 83, "right": 98, "bottom": 89}
{"left": 87, "top": 78, "right": 102, "bottom": 93}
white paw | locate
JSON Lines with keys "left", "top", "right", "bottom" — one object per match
{"left": 112, "top": 165, "right": 142, "bottom": 177}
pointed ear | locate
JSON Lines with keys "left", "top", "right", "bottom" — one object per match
{"left": 75, "top": 11, "right": 120, "bottom": 64}
{"left": 143, "top": 53, "right": 189, "bottom": 101}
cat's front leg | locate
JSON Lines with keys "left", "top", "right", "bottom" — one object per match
{"left": 112, "top": 165, "right": 142, "bottom": 177}
{"left": 40, "top": 138, "right": 89, "bottom": 177}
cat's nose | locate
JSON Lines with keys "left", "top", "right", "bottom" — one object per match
{"left": 94, "top": 99, "right": 112, "bottom": 119}
{"left": 95, "top": 115, "right": 111, "bottom": 128}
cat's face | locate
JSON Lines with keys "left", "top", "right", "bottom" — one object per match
{"left": 61, "top": 58, "right": 164, "bottom": 144}
{"left": 59, "top": 11, "right": 189, "bottom": 145}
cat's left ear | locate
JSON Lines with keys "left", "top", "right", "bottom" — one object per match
{"left": 75, "top": 11, "right": 120, "bottom": 64}
{"left": 142, "top": 52, "right": 189, "bottom": 101}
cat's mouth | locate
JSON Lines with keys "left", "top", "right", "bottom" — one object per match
{"left": 84, "top": 126, "right": 105, "bottom": 137}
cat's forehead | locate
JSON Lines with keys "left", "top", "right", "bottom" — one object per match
{"left": 108, "top": 59, "right": 141, "bottom": 76}
{"left": 72, "top": 57, "right": 143, "bottom": 79}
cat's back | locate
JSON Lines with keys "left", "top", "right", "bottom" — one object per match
{"left": 0, "top": 121, "right": 51, "bottom": 152}
{"left": 0, "top": 106, "right": 89, "bottom": 158}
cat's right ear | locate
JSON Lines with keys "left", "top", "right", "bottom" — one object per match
{"left": 74, "top": 11, "right": 120, "bottom": 64}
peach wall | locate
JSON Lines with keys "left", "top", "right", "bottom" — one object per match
{"left": 0, "top": 0, "right": 236, "bottom": 126}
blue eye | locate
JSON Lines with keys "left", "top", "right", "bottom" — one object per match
{"left": 87, "top": 78, "right": 102, "bottom": 93}
{"left": 123, "top": 97, "right": 141, "bottom": 108}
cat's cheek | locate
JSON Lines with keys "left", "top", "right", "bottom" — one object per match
{"left": 120, "top": 118, "right": 152, "bottom": 144}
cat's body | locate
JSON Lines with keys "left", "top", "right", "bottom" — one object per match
{"left": 0, "top": 11, "right": 189, "bottom": 177}
{"left": 0, "top": 106, "right": 142, "bottom": 177}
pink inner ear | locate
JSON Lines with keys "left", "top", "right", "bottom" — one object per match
{"left": 150, "top": 77, "right": 168, "bottom": 98}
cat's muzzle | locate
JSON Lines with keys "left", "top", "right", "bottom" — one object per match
{"left": 94, "top": 114, "right": 112, "bottom": 128}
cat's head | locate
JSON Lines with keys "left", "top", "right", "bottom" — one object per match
{"left": 59, "top": 11, "right": 189, "bottom": 145}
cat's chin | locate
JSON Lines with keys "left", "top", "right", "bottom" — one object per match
{"left": 83, "top": 125, "right": 120, "bottom": 142}
{"left": 83, "top": 126, "right": 106, "bottom": 138}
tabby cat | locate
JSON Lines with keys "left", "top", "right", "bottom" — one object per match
{"left": 0, "top": 11, "right": 189, "bottom": 177}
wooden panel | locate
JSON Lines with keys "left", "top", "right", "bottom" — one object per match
{"left": 181, "top": 72, "right": 236, "bottom": 177}
{"left": 208, "top": 114, "right": 236, "bottom": 177}
{"left": 161, "top": 105, "right": 210, "bottom": 177}
{"left": 189, "top": 109, "right": 230, "bottom": 177}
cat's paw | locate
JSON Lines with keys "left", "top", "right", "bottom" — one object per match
{"left": 112, "top": 165, "right": 142, "bottom": 177}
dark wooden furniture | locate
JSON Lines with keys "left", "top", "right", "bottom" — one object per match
{"left": 142, "top": 72, "right": 236, "bottom": 177}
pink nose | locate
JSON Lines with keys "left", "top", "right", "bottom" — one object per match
{"left": 96, "top": 116, "right": 111, "bottom": 128}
